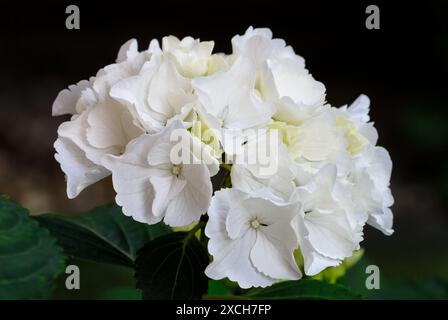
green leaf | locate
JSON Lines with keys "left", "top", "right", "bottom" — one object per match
{"left": 0, "top": 195, "right": 65, "bottom": 299}
{"left": 208, "top": 280, "right": 233, "bottom": 297}
{"left": 248, "top": 279, "right": 361, "bottom": 300}
{"left": 135, "top": 231, "right": 209, "bottom": 300}
{"left": 34, "top": 203, "right": 171, "bottom": 268}
{"left": 340, "top": 255, "right": 448, "bottom": 299}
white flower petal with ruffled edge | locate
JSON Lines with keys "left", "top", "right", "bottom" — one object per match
{"left": 269, "top": 58, "right": 326, "bottom": 109}
{"left": 162, "top": 35, "right": 215, "bottom": 78}
{"left": 86, "top": 97, "right": 143, "bottom": 150}
{"left": 205, "top": 189, "right": 275, "bottom": 288}
{"left": 292, "top": 165, "right": 360, "bottom": 265}
{"left": 163, "top": 162, "right": 212, "bottom": 226}
{"left": 231, "top": 132, "right": 296, "bottom": 202}
{"left": 250, "top": 223, "right": 301, "bottom": 280}
{"left": 230, "top": 27, "right": 325, "bottom": 126}
{"left": 304, "top": 208, "right": 357, "bottom": 259}
{"left": 193, "top": 56, "right": 275, "bottom": 131}
{"left": 351, "top": 146, "right": 394, "bottom": 235}
{"left": 116, "top": 38, "right": 139, "bottom": 63}
{"left": 345, "top": 94, "right": 370, "bottom": 125}
{"left": 293, "top": 214, "right": 341, "bottom": 276}
{"left": 293, "top": 111, "right": 348, "bottom": 162}
{"left": 54, "top": 137, "right": 110, "bottom": 199}
{"left": 52, "top": 79, "right": 94, "bottom": 116}
{"left": 102, "top": 121, "right": 212, "bottom": 227}
{"left": 205, "top": 188, "right": 301, "bottom": 288}
{"left": 368, "top": 207, "right": 394, "bottom": 236}
{"left": 110, "top": 56, "right": 195, "bottom": 133}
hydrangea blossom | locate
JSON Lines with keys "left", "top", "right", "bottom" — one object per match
{"left": 53, "top": 27, "right": 394, "bottom": 289}
{"left": 205, "top": 189, "right": 301, "bottom": 288}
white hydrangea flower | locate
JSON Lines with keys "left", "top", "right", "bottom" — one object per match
{"left": 351, "top": 146, "right": 394, "bottom": 235}
{"left": 292, "top": 110, "right": 349, "bottom": 163}
{"left": 275, "top": 107, "right": 353, "bottom": 179}
{"left": 231, "top": 27, "right": 326, "bottom": 126}
{"left": 205, "top": 188, "right": 302, "bottom": 288}
{"left": 292, "top": 165, "right": 365, "bottom": 276}
{"left": 230, "top": 129, "right": 296, "bottom": 202}
{"left": 52, "top": 78, "right": 94, "bottom": 117}
{"left": 102, "top": 120, "right": 213, "bottom": 226}
{"left": 162, "top": 36, "right": 227, "bottom": 78}
{"left": 333, "top": 94, "right": 379, "bottom": 153}
{"left": 192, "top": 55, "right": 276, "bottom": 154}
{"left": 53, "top": 39, "right": 150, "bottom": 198}
{"left": 110, "top": 52, "right": 196, "bottom": 133}
{"left": 331, "top": 94, "right": 393, "bottom": 234}
{"left": 52, "top": 28, "right": 395, "bottom": 289}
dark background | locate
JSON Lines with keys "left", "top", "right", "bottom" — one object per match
{"left": 0, "top": 0, "right": 447, "bottom": 298}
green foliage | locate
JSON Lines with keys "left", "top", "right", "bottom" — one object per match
{"left": 340, "top": 256, "right": 448, "bottom": 299}
{"left": 135, "top": 231, "right": 209, "bottom": 300}
{"left": 35, "top": 203, "right": 171, "bottom": 267}
{"left": 0, "top": 195, "right": 65, "bottom": 299}
{"left": 3, "top": 195, "right": 446, "bottom": 300}
{"left": 52, "top": 257, "right": 138, "bottom": 299}
{"left": 208, "top": 280, "right": 233, "bottom": 297}
{"left": 248, "top": 279, "right": 361, "bottom": 300}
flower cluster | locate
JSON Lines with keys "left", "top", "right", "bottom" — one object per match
{"left": 53, "top": 27, "right": 394, "bottom": 288}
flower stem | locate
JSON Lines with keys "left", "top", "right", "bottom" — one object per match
{"left": 220, "top": 163, "right": 232, "bottom": 171}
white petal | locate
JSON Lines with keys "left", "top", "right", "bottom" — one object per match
{"left": 116, "top": 186, "right": 161, "bottom": 225}
{"left": 102, "top": 151, "right": 163, "bottom": 224}
{"left": 147, "top": 142, "right": 173, "bottom": 166}
{"left": 150, "top": 175, "right": 186, "bottom": 218}
{"left": 294, "top": 215, "right": 341, "bottom": 276}
{"left": 250, "top": 221, "right": 301, "bottom": 280}
{"left": 147, "top": 59, "right": 192, "bottom": 116}
{"left": 93, "top": 51, "right": 149, "bottom": 94}
{"left": 225, "top": 200, "right": 251, "bottom": 239}
{"left": 110, "top": 60, "right": 165, "bottom": 132}
{"left": 193, "top": 56, "right": 275, "bottom": 131}
{"left": 86, "top": 98, "right": 143, "bottom": 150}
{"left": 359, "top": 123, "right": 379, "bottom": 145}
{"left": 232, "top": 137, "right": 296, "bottom": 201}
{"left": 270, "top": 58, "right": 326, "bottom": 107}
{"left": 347, "top": 94, "right": 370, "bottom": 125}
{"left": 294, "top": 112, "right": 347, "bottom": 162}
{"left": 304, "top": 208, "right": 357, "bottom": 259}
{"left": 101, "top": 131, "right": 173, "bottom": 224}
{"left": 369, "top": 147, "right": 393, "bottom": 189}
{"left": 368, "top": 207, "right": 394, "bottom": 235}
{"left": 52, "top": 79, "right": 93, "bottom": 116}
{"left": 58, "top": 107, "right": 119, "bottom": 165}
{"left": 163, "top": 163, "right": 212, "bottom": 226}
{"left": 54, "top": 137, "right": 109, "bottom": 199}
{"left": 292, "top": 165, "right": 359, "bottom": 260}
{"left": 110, "top": 58, "right": 193, "bottom": 132}
{"left": 205, "top": 189, "right": 275, "bottom": 288}
{"left": 102, "top": 155, "right": 157, "bottom": 195}
{"left": 116, "top": 39, "right": 139, "bottom": 63}
{"left": 162, "top": 35, "right": 215, "bottom": 78}
{"left": 205, "top": 229, "right": 275, "bottom": 289}
{"left": 205, "top": 189, "right": 233, "bottom": 241}
{"left": 207, "top": 189, "right": 301, "bottom": 283}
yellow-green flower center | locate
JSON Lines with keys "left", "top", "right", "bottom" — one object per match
{"left": 250, "top": 218, "right": 261, "bottom": 229}
{"left": 171, "top": 164, "right": 182, "bottom": 177}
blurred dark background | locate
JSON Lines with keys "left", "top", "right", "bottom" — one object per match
{"left": 0, "top": 0, "right": 447, "bottom": 298}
